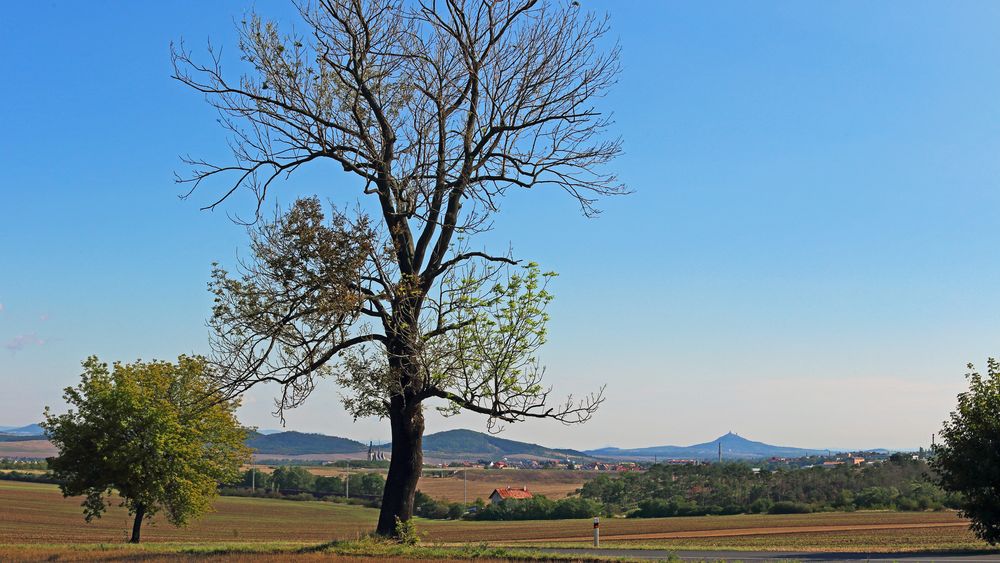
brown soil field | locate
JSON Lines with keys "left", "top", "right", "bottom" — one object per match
{"left": 414, "top": 468, "right": 588, "bottom": 502}
{"left": 0, "top": 440, "right": 56, "bottom": 458}
{"left": 0, "top": 549, "right": 505, "bottom": 563}
{"left": 506, "top": 521, "right": 969, "bottom": 543}
{"left": 248, "top": 465, "right": 588, "bottom": 502}
{"left": 581, "top": 525, "right": 986, "bottom": 552}
{"left": 0, "top": 480, "right": 986, "bottom": 553}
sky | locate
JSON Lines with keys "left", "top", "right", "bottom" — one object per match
{"left": 3, "top": 1, "right": 1000, "bottom": 451}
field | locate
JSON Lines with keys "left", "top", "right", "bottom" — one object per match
{"left": 249, "top": 465, "right": 588, "bottom": 502}
{"left": 0, "top": 480, "right": 992, "bottom": 558}
{"left": 0, "top": 439, "right": 56, "bottom": 458}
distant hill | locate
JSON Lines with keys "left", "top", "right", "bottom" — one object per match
{"left": 0, "top": 424, "right": 44, "bottom": 436}
{"left": 0, "top": 434, "right": 46, "bottom": 443}
{"left": 587, "top": 432, "right": 831, "bottom": 461}
{"left": 245, "top": 431, "right": 366, "bottom": 455}
{"left": 412, "top": 429, "right": 593, "bottom": 461}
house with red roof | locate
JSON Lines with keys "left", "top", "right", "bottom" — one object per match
{"left": 489, "top": 486, "right": 533, "bottom": 505}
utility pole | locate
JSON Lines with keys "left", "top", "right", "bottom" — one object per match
{"left": 251, "top": 459, "right": 255, "bottom": 494}
{"left": 345, "top": 460, "right": 350, "bottom": 499}
{"left": 463, "top": 469, "right": 468, "bottom": 507}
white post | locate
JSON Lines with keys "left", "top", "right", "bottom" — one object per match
{"left": 593, "top": 516, "right": 600, "bottom": 547}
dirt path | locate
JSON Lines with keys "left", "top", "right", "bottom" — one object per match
{"left": 508, "top": 521, "right": 970, "bottom": 543}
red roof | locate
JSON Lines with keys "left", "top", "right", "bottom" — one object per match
{"left": 491, "top": 487, "right": 533, "bottom": 500}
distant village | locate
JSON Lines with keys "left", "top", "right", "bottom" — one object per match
{"left": 432, "top": 448, "right": 933, "bottom": 473}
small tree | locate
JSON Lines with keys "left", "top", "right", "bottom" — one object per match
{"left": 933, "top": 358, "right": 1000, "bottom": 544}
{"left": 41, "top": 356, "right": 250, "bottom": 543}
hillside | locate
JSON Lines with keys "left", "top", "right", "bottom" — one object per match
{"left": 0, "top": 424, "right": 44, "bottom": 436}
{"left": 587, "top": 432, "right": 830, "bottom": 460}
{"left": 414, "top": 429, "right": 593, "bottom": 461}
{"left": 246, "top": 431, "right": 366, "bottom": 456}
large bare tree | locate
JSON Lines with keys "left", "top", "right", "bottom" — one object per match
{"left": 173, "top": 0, "right": 624, "bottom": 536}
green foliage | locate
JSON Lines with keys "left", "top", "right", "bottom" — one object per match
{"left": 230, "top": 467, "right": 384, "bottom": 501}
{"left": 768, "top": 501, "right": 812, "bottom": 514}
{"left": 41, "top": 356, "right": 251, "bottom": 534}
{"left": 348, "top": 472, "right": 386, "bottom": 496}
{"left": 473, "top": 495, "right": 601, "bottom": 521}
{"left": 313, "top": 475, "right": 344, "bottom": 494}
{"left": 581, "top": 458, "right": 953, "bottom": 518}
{"left": 0, "top": 471, "right": 59, "bottom": 484}
{"left": 933, "top": 358, "right": 1000, "bottom": 544}
{"left": 394, "top": 516, "right": 420, "bottom": 546}
{"left": 447, "top": 502, "right": 466, "bottom": 520}
{"left": 432, "top": 264, "right": 571, "bottom": 430}
{"left": 0, "top": 459, "right": 47, "bottom": 470}
{"left": 271, "top": 466, "right": 316, "bottom": 491}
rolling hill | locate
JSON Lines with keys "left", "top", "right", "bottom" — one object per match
{"left": 0, "top": 421, "right": 850, "bottom": 462}
{"left": 247, "top": 428, "right": 592, "bottom": 461}
{"left": 412, "top": 429, "right": 593, "bottom": 461}
{"left": 586, "top": 432, "right": 831, "bottom": 460}
{"left": 0, "top": 424, "right": 44, "bottom": 436}
{"left": 245, "top": 431, "right": 366, "bottom": 456}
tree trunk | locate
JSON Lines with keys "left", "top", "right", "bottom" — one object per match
{"left": 376, "top": 395, "right": 424, "bottom": 536}
{"left": 130, "top": 503, "right": 146, "bottom": 544}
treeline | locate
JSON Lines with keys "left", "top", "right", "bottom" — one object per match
{"left": 0, "top": 471, "right": 59, "bottom": 484}
{"left": 223, "top": 466, "right": 385, "bottom": 501}
{"left": 473, "top": 495, "right": 602, "bottom": 520}
{"left": 0, "top": 458, "right": 56, "bottom": 484}
{"left": 580, "top": 455, "right": 960, "bottom": 517}
{"left": 0, "top": 459, "right": 47, "bottom": 470}
{"left": 413, "top": 492, "right": 601, "bottom": 521}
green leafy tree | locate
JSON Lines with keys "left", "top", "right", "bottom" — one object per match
{"left": 41, "top": 356, "right": 250, "bottom": 543}
{"left": 172, "top": 0, "right": 621, "bottom": 536}
{"left": 933, "top": 359, "right": 1000, "bottom": 543}
{"left": 314, "top": 475, "right": 345, "bottom": 494}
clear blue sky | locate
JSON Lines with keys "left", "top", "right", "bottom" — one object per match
{"left": 3, "top": 1, "right": 1000, "bottom": 450}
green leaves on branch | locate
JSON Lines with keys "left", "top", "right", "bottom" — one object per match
{"left": 429, "top": 262, "right": 602, "bottom": 430}
{"left": 933, "top": 358, "right": 1000, "bottom": 544}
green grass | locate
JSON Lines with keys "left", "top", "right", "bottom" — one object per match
{"left": 0, "top": 539, "right": 637, "bottom": 562}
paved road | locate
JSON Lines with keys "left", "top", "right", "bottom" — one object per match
{"left": 534, "top": 547, "right": 1000, "bottom": 562}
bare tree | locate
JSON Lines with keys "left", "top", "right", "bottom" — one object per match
{"left": 173, "top": 0, "right": 624, "bottom": 536}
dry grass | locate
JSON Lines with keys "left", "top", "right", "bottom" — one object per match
{"left": 417, "top": 469, "right": 587, "bottom": 502}
{"left": 0, "top": 481, "right": 375, "bottom": 545}
{"left": 0, "top": 440, "right": 56, "bottom": 458}
{"left": 246, "top": 465, "right": 588, "bottom": 502}
{"left": 0, "top": 480, "right": 990, "bottom": 555}
{"left": 572, "top": 525, "right": 987, "bottom": 552}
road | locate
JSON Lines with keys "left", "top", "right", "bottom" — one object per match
{"left": 535, "top": 547, "right": 1000, "bottom": 562}
{"left": 506, "top": 522, "right": 969, "bottom": 543}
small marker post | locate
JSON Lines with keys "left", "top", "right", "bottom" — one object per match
{"left": 593, "top": 516, "right": 600, "bottom": 547}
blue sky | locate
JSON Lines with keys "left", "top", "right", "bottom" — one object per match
{"left": 3, "top": 1, "right": 1000, "bottom": 450}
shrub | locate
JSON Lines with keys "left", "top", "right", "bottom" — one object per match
{"left": 768, "top": 501, "right": 812, "bottom": 514}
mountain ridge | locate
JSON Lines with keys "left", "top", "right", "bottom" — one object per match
{"left": 586, "top": 431, "right": 833, "bottom": 460}
{"left": 0, "top": 422, "right": 887, "bottom": 460}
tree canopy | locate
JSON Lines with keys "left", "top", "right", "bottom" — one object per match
{"left": 173, "top": 0, "right": 623, "bottom": 535}
{"left": 933, "top": 359, "right": 1000, "bottom": 544}
{"left": 42, "top": 356, "right": 251, "bottom": 543}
